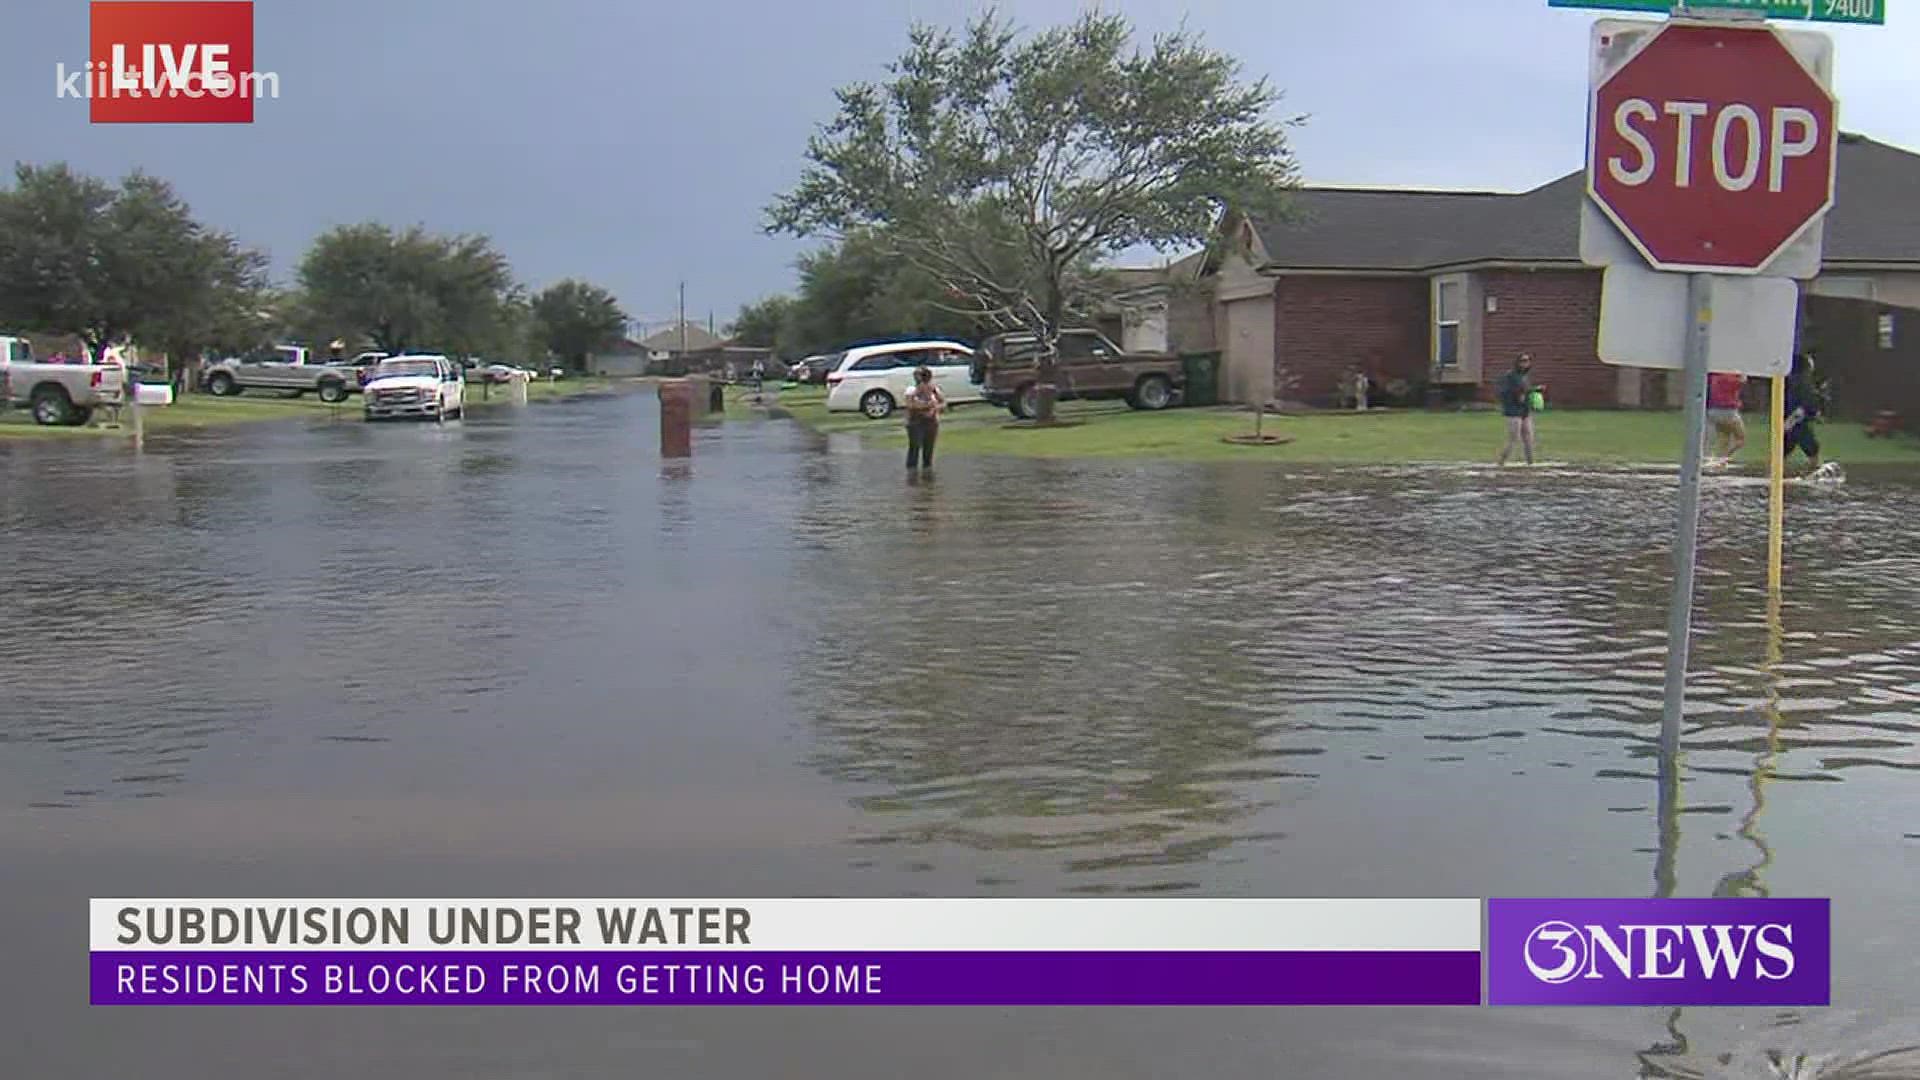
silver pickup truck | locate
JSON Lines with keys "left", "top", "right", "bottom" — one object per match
{"left": 0, "top": 335, "right": 128, "bottom": 426}
{"left": 204, "top": 345, "right": 359, "bottom": 403}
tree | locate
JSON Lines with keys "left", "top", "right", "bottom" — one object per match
{"left": 0, "top": 163, "right": 248, "bottom": 360}
{"left": 728, "top": 295, "right": 794, "bottom": 349}
{"left": 142, "top": 229, "right": 276, "bottom": 390}
{"left": 530, "top": 279, "right": 627, "bottom": 372}
{"left": 768, "top": 10, "right": 1300, "bottom": 420}
{"left": 758, "top": 229, "right": 986, "bottom": 357}
{"left": 294, "top": 223, "right": 515, "bottom": 355}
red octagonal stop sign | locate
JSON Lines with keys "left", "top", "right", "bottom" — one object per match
{"left": 1588, "top": 22, "right": 1837, "bottom": 274}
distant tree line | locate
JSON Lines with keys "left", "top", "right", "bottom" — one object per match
{"left": 727, "top": 228, "right": 986, "bottom": 358}
{"left": 0, "top": 162, "right": 630, "bottom": 381}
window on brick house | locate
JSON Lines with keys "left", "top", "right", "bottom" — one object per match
{"left": 1434, "top": 278, "right": 1464, "bottom": 368}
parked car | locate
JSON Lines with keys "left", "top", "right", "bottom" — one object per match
{"left": 205, "top": 345, "right": 359, "bottom": 403}
{"left": 972, "top": 328, "right": 1184, "bottom": 419}
{"left": 792, "top": 355, "right": 837, "bottom": 385}
{"left": 474, "top": 361, "right": 536, "bottom": 384}
{"left": 329, "top": 351, "right": 389, "bottom": 387}
{"left": 824, "top": 339, "right": 980, "bottom": 419}
{"left": 0, "top": 335, "right": 127, "bottom": 426}
{"left": 362, "top": 355, "right": 465, "bottom": 422}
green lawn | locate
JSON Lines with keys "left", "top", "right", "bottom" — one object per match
{"left": 738, "top": 384, "right": 1920, "bottom": 466}
{"left": 0, "top": 377, "right": 642, "bottom": 439}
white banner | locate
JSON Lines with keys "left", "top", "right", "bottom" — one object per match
{"left": 91, "top": 898, "right": 1481, "bottom": 952}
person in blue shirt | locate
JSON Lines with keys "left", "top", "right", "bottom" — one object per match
{"left": 1783, "top": 351, "right": 1821, "bottom": 472}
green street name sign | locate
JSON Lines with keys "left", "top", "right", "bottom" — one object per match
{"left": 1547, "top": 0, "right": 1884, "bottom": 24}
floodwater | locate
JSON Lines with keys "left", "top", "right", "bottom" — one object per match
{"left": 3, "top": 390, "right": 1918, "bottom": 1078}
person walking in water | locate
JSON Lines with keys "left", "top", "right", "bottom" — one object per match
{"left": 904, "top": 365, "right": 945, "bottom": 472}
{"left": 1783, "top": 351, "right": 1822, "bottom": 473}
{"left": 1706, "top": 370, "right": 1748, "bottom": 465}
{"left": 1497, "top": 353, "right": 1537, "bottom": 466}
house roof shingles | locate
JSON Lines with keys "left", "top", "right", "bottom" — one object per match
{"left": 637, "top": 322, "right": 724, "bottom": 352}
{"left": 1252, "top": 134, "right": 1920, "bottom": 273}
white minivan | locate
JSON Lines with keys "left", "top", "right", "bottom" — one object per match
{"left": 823, "top": 339, "right": 979, "bottom": 419}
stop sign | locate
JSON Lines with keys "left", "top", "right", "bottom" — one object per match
{"left": 1588, "top": 22, "right": 1837, "bottom": 274}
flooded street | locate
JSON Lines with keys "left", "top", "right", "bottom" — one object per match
{"left": 4, "top": 391, "right": 1919, "bottom": 1078}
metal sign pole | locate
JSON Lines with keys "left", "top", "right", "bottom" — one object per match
{"left": 1768, "top": 374, "right": 1786, "bottom": 594}
{"left": 1659, "top": 273, "right": 1714, "bottom": 761}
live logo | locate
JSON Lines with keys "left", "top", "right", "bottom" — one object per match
{"left": 89, "top": 1, "right": 256, "bottom": 124}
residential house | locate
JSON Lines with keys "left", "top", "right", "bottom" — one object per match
{"left": 588, "top": 337, "right": 648, "bottom": 377}
{"left": 1208, "top": 132, "right": 1920, "bottom": 413}
{"left": 1097, "top": 252, "right": 1215, "bottom": 356}
{"left": 637, "top": 321, "right": 725, "bottom": 370}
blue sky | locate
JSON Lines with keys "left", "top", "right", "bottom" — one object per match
{"left": 2, "top": 0, "right": 1911, "bottom": 333}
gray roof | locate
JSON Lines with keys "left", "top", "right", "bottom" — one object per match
{"left": 1252, "top": 134, "right": 1920, "bottom": 272}
{"left": 637, "top": 322, "right": 724, "bottom": 352}
{"left": 1102, "top": 250, "right": 1208, "bottom": 292}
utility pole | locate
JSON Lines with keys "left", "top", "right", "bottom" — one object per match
{"left": 678, "top": 281, "right": 687, "bottom": 358}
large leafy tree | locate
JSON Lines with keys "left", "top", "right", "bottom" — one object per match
{"left": 530, "top": 279, "right": 627, "bottom": 371}
{"left": 756, "top": 229, "right": 987, "bottom": 358}
{"left": 768, "top": 10, "right": 1300, "bottom": 420}
{"left": 295, "top": 223, "right": 514, "bottom": 355}
{"left": 142, "top": 230, "right": 276, "bottom": 388}
{"left": 0, "top": 163, "right": 263, "bottom": 362}
{"left": 728, "top": 295, "right": 794, "bottom": 349}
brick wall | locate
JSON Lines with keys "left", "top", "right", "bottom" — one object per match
{"left": 1273, "top": 277, "right": 1429, "bottom": 404}
{"left": 1478, "top": 269, "right": 1613, "bottom": 407}
{"left": 1801, "top": 296, "right": 1920, "bottom": 422}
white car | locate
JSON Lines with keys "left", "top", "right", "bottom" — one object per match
{"left": 362, "top": 354, "right": 465, "bottom": 422}
{"left": 824, "top": 340, "right": 980, "bottom": 419}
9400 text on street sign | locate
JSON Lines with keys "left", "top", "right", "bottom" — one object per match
{"left": 1548, "top": 0, "right": 1883, "bottom": 25}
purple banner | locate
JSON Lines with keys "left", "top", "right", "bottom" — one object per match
{"left": 1487, "top": 898, "right": 1830, "bottom": 1007}
{"left": 92, "top": 950, "right": 1481, "bottom": 1006}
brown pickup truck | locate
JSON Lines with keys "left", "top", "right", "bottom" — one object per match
{"left": 970, "top": 328, "right": 1185, "bottom": 419}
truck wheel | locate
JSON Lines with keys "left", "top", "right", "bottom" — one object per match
{"left": 860, "top": 389, "right": 896, "bottom": 419}
{"left": 207, "top": 372, "right": 238, "bottom": 396}
{"left": 30, "top": 386, "right": 73, "bottom": 426}
{"left": 1011, "top": 383, "right": 1038, "bottom": 420}
{"left": 318, "top": 380, "right": 348, "bottom": 404}
{"left": 67, "top": 406, "right": 94, "bottom": 427}
{"left": 1132, "top": 375, "right": 1174, "bottom": 411}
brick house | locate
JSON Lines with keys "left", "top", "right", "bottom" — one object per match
{"left": 1207, "top": 133, "right": 1920, "bottom": 409}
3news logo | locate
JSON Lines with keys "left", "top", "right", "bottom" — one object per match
{"left": 59, "top": 2, "right": 270, "bottom": 123}
{"left": 1487, "top": 898, "right": 1830, "bottom": 1006}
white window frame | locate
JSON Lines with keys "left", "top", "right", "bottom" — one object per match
{"left": 1432, "top": 274, "right": 1467, "bottom": 370}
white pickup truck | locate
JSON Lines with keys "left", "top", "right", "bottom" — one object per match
{"left": 204, "top": 345, "right": 360, "bottom": 403}
{"left": 0, "top": 335, "right": 128, "bottom": 426}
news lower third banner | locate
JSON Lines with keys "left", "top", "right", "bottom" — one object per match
{"left": 93, "top": 898, "right": 1478, "bottom": 1005}
{"left": 88, "top": 897, "right": 1830, "bottom": 1007}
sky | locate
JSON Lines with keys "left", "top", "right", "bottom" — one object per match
{"left": 2, "top": 0, "right": 1913, "bottom": 335}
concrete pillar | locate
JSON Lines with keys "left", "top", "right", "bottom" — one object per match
{"left": 507, "top": 373, "right": 529, "bottom": 405}
{"left": 659, "top": 379, "right": 693, "bottom": 458}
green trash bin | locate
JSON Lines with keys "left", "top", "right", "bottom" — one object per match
{"left": 1180, "top": 351, "right": 1222, "bottom": 407}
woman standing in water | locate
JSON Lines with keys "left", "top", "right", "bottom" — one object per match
{"left": 904, "top": 365, "right": 945, "bottom": 473}
{"left": 1497, "top": 353, "right": 1537, "bottom": 466}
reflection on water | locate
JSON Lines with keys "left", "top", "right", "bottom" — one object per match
{"left": 2, "top": 396, "right": 1919, "bottom": 1078}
